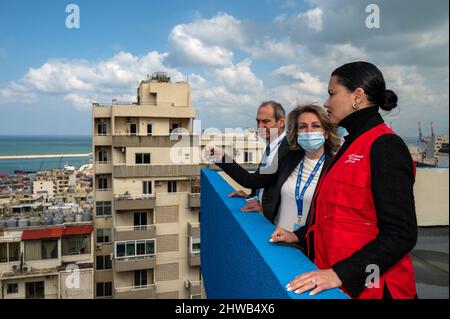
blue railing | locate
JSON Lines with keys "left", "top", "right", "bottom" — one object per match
{"left": 200, "top": 169, "right": 348, "bottom": 299}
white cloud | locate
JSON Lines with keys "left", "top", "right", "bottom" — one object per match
{"left": 245, "top": 37, "right": 303, "bottom": 61}
{"left": 0, "top": 81, "right": 37, "bottom": 104}
{"left": 207, "top": 59, "right": 263, "bottom": 95}
{"left": 167, "top": 13, "right": 245, "bottom": 67}
{"left": 272, "top": 64, "right": 327, "bottom": 95}
{"left": 0, "top": 51, "right": 183, "bottom": 110}
{"left": 301, "top": 7, "right": 323, "bottom": 31}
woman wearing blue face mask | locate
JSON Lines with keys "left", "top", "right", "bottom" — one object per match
{"left": 209, "top": 104, "right": 340, "bottom": 233}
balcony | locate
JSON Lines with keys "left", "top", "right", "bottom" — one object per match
{"left": 93, "top": 134, "right": 112, "bottom": 146}
{"left": 188, "top": 222, "right": 200, "bottom": 237}
{"left": 200, "top": 169, "right": 348, "bottom": 299}
{"left": 112, "top": 104, "right": 195, "bottom": 119}
{"left": 113, "top": 256, "right": 156, "bottom": 272}
{"left": 188, "top": 193, "right": 200, "bottom": 208}
{"left": 114, "top": 284, "right": 156, "bottom": 299}
{"left": 94, "top": 161, "right": 112, "bottom": 174}
{"left": 114, "top": 225, "right": 156, "bottom": 241}
{"left": 189, "top": 253, "right": 200, "bottom": 267}
{"left": 114, "top": 194, "right": 156, "bottom": 211}
{"left": 113, "top": 165, "right": 199, "bottom": 178}
{"left": 187, "top": 280, "right": 202, "bottom": 297}
{"left": 112, "top": 134, "right": 195, "bottom": 148}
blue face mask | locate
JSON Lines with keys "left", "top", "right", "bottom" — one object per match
{"left": 297, "top": 132, "right": 325, "bottom": 153}
{"left": 337, "top": 126, "right": 348, "bottom": 138}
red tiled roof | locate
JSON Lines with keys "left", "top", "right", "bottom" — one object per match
{"left": 62, "top": 225, "right": 93, "bottom": 236}
{"left": 22, "top": 228, "right": 63, "bottom": 240}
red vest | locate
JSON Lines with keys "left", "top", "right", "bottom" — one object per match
{"left": 307, "top": 123, "right": 417, "bottom": 299}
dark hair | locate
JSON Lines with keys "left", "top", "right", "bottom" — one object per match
{"left": 287, "top": 104, "right": 341, "bottom": 155}
{"left": 258, "top": 100, "right": 286, "bottom": 121}
{"left": 331, "top": 61, "right": 398, "bottom": 111}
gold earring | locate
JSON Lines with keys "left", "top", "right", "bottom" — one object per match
{"left": 352, "top": 103, "right": 360, "bottom": 110}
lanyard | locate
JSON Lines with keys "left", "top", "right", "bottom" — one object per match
{"left": 295, "top": 153, "right": 325, "bottom": 218}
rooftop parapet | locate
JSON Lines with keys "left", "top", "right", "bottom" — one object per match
{"left": 200, "top": 169, "right": 348, "bottom": 299}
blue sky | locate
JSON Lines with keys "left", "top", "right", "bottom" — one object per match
{"left": 0, "top": 0, "right": 448, "bottom": 137}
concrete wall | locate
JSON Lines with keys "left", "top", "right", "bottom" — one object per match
{"left": 200, "top": 169, "right": 348, "bottom": 299}
{"left": 414, "top": 168, "right": 449, "bottom": 226}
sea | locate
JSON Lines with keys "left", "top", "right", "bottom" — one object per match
{"left": 0, "top": 136, "right": 91, "bottom": 175}
{"left": 0, "top": 135, "right": 420, "bottom": 175}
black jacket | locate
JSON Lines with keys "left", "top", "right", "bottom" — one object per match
{"left": 295, "top": 106, "right": 418, "bottom": 299}
{"left": 219, "top": 136, "right": 291, "bottom": 221}
{"left": 217, "top": 145, "right": 333, "bottom": 224}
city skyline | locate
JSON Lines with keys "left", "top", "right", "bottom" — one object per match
{"left": 0, "top": 0, "right": 448, "bottom": 137}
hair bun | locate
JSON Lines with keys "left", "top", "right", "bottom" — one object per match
{"left": 380, "top": 89, "right": 398, "bottom": 111}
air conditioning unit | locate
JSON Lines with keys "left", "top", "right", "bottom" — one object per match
{"left": 22, "top": 265, "right": 31, "bottom": 272}
{"left": 96, "top": 244, "right": 102, "bottom": 250}
{"left": 12, "top": 265, "right": 19, "bottom": 272}
{"left": 184, "top": 279, "right": 191, "bottom": 289}
{"left": 154, "top": 181, "right": 162, "bottom": 186}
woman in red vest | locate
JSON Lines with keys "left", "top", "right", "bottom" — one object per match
{"left": 271, "top": 61, "right": 418, "bottom": 299}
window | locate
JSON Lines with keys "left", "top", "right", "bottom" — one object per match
{"left": 25, "top": 281, "right": 44, "bottom": 299}
{"left": 62, "top": 235, "right": 90, "bottom": 256}
{"left": 96, "top": 228, "right": 112, "bottom": 244}
{"left": 96, "top": 201, "right": 112, "bottom": 216}
{"left": 244, "top": 151, "right": 253, "bottom": 163}
{"left": 97, "top": 177, "right": 108, "bottom": 190}
{"left": 190, "top": 293, "right": 202, "bottom": 299}
{"left": 7, "top": 283, "right": 18, "bottom": 294}
{"left": 168, "top": 180, "right": 177, "bottom": 193}
{"left": 189, "top": 236, "right": 201, "bottom": 254}
{"left": 135, "top": 153, "right": 151, "bottom": 164}
{"left": 115, "top": 239, "right": 155, "bottom": 259}
{"left": 97, "top": 150, "right": 108, "bottom": 162}
{"left": 134, "top": 212, "right": 148, "bottom": 231}
{"left": 129, "top": 123, "right": 137, "bottom": 136}
{"left": 147, "top": 124, "right": 153, "bottom": 136}
{"left": 97, "top": 122, "right": 107, "bottom": 135}
{"left": 170, "top": 123, "right": 179, "bottom": 133}
{"left": 96, "top": 255, "right": 112, "bottom": 270}
{"left": 143, "top": 181, "right": 152, "bottom": 195}
{"left": 25, "top": 240, "right": 58, "bottom": 261}
{"left": 96, "top": 282, "right": 112, "bottom": 298}
{"left": 134, "top": 270, "right": 148, "bottom": 287}
{"left": 0, "top": 242, "right": 19, "bottom": 263}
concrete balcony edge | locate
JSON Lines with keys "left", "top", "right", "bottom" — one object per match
{"left": 200, "top": 168, "right": 348, "bottom": 299}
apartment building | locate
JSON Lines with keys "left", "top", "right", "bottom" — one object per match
{"left": 92, "top": 73, "right": 202, "bottom": 299}
{"left": 0, "top": 220, "right": 94, "bottom": 299}
{"left": 34, "top": 170, "right": 76, "bottom": 198}
{"left": 92, "top": 72, "right": 266, "bottom": 299}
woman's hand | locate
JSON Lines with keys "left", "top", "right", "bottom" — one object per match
{"left": 204, "top": 144, "right": 225, "bottom": 163}
{"left": 240, "top": 200, "right": 263, "bottom": 213}
{"left": 286, "top": 269, "right": 343, "bottom": 296}
{"left": 228, "top": 190, "right": 250, "bottom": 199}
{"left": 269, "top": 227, "right": 299, "bottom": 244}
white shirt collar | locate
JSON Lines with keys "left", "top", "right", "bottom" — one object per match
{"left": 268, "top": 131, "right": 286, "bottom": 152}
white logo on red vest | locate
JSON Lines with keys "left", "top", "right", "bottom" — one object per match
{"left": 345, "top": 153, "right": 364, "bottom": 164}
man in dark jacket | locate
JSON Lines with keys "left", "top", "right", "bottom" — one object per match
{"left": 227, "top": 100, "right": 290, "bottom": 222}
